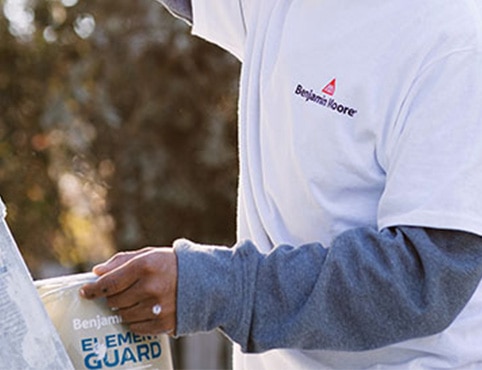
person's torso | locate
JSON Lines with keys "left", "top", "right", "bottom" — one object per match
{"left": 233, "top": 0, "right": 482, "bottom": 368}
{"left": 237, "top": 0, "right": 475, "bottom": 248}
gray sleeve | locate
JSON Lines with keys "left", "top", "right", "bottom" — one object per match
{"left": 173, "top": 227, "right": 482, "bottom": 352}
{"left": 156, "top": 0, "right": 193, "bottom": 24}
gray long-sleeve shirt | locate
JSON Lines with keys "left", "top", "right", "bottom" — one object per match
{"left": 174, "top": 227, "right": 482, "bottom": 353}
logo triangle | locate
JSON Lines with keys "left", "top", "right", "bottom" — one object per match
{"left": 322, "top": 78, "right": 336, "bottom": 96}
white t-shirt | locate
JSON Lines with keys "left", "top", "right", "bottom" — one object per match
{"left": 192, "top": 0, "right": 482, "bottom": 368}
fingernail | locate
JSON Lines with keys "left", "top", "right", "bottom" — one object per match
{"left": 93, "top": 263, "right": 106, "bottom": 275}
{"left": 80, "top": 288, "right": 96, "bottom": 299}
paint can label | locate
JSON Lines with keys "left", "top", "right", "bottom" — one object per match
{"left": 35, "top": 273, "right": 173, "bottom": 370}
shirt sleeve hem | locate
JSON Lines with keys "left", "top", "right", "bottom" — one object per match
{"left": 378, "top": 212, "right": 482, "bottom": 237}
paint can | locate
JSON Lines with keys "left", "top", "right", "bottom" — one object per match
{"left": 35, "top": 273, "right": 173, "bottom": 370}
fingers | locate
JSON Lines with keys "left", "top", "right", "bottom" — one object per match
{"left": 79, "top": 247, "right": 178, "bottom": 336}
{"left": 80, "top": 261, "right": 139, "bottom": 299}
{"left": 115, "top": 300, "right": 162, "bottom": 322}
{"left": 81, "top": 247, "right": 157, "bottom": 299}
{"left": 93, "top": 248, "right": 155, "bottom": 276}
{"left": 112, "top": 299, "right": 176, "bottom": 335}
{"left": 104, "top": 280, "right": 150, "bottom": 309}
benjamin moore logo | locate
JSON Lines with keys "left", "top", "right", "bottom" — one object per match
{"left": 294, "top": 78, "right": 358, "bottom": 118}
{"left": 322, "top": 78, "right": 336, "bottom": 96}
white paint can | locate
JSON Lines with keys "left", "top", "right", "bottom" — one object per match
{"left": 35, "top": 273, "right": 173, "bottom": 370}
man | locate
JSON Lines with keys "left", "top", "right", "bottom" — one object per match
{"left": 82, "top": 1, "right": 482, "bottom": 368}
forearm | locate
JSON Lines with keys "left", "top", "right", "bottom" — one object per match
{"left": 174, "top": 227, "right": 482, "bottom": 352}
{"left": 156, "top": 0, "right": 192, "bottom": 24}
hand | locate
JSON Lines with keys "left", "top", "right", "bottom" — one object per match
{"left": 80, "top": 247, "right": 178, "bottom": 336}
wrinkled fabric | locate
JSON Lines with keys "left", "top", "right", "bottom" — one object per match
{"left": 156, "top": 0, "right": 192, "bottom": 23}
{"left": 174, "top": 227, "right": 482, "bottom": 353}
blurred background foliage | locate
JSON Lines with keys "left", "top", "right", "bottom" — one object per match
{"left": 0, "top": 0, "right": 240, "bottom": 278}
{"left": 1, "top": 1, "right": 239, "bottom": 367}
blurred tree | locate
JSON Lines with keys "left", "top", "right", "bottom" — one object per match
{"left": 0, "top": 0, "right": 240, "bottom": 276}
{"left": 0, "top": 0, "right": 62, "bottom": 274}
{"left": 1, "top": 1, "right": 240, "bottom": 368}
{"left": 79, "top": 0, "right": 240, "bottom": 249}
